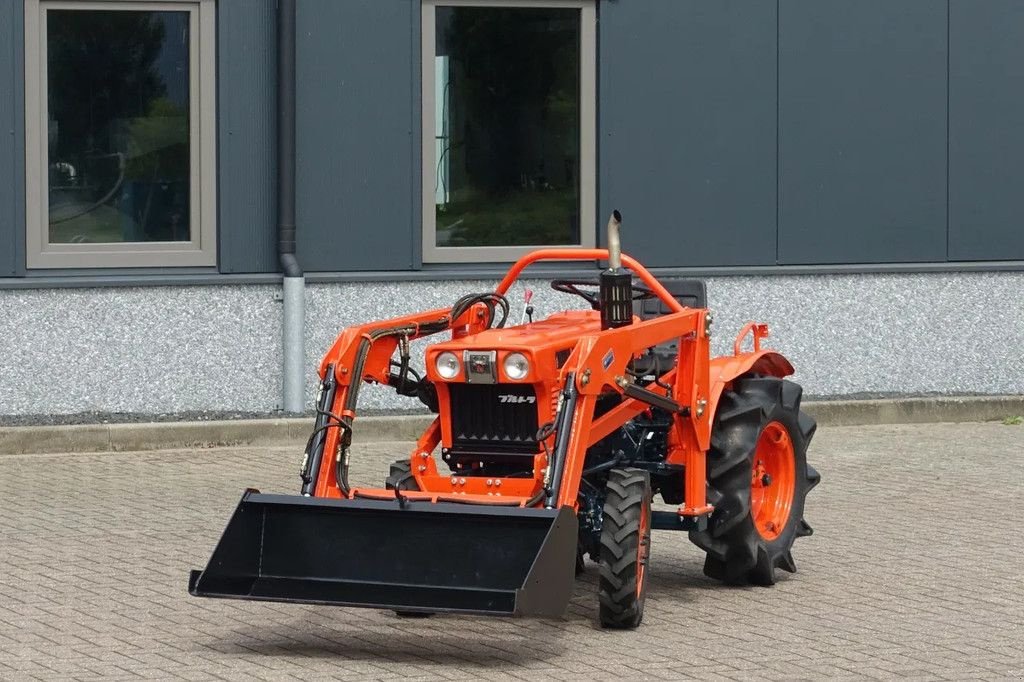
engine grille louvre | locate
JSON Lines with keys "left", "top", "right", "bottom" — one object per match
{"left": 448, "top": 384, "right": 539, "bottom": 454}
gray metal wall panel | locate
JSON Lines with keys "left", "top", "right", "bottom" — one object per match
{"left": 216, "top": 0, "right": 278, "bottom": 273}
{"left": 599, "top": 0, "right": 778, "bottom": 267}
{"left": 1, "top": 1, "right": 24, "bottom": 277}
{"left": 295, "top": 0, "right": 417, "bottom": 272}
{"left": 778, "top": 0, "right": 947, "bottom": 264}
{"left": 949, "top": 1, "right": 1024, "bottom": 262}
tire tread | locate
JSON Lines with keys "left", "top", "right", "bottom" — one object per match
{"left": 598, "top": 468, "right": 651, "bottom": 629}
{"left": 689, "top": 375, "right": 818, "bottom": 586}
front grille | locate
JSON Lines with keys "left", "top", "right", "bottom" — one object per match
{"left": 448, "top": 383, "right": 539, "bottom": 454}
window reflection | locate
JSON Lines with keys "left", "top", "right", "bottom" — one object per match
{"left": 46, "top": 10, "right": 191, "bottom": 244}
{"left": 434, "top": 7, "right": 581, "bottom": 247}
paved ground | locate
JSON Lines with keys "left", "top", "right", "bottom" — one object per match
{"left": 1, "top": 422, "right": 1022, "bottom": 681}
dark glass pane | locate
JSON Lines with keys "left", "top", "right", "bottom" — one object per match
{"left": 46, "top": 10, "right": 190, "bottom": 244}
{"left": 434, "top": 7, "right": 581, "bottom": 247}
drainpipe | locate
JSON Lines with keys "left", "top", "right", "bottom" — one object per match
{"left": 278, "top": 0, "right": 305, "bottom": 414}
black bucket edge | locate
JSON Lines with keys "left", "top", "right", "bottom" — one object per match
{"left": 189, "top": 490, "right": 579, "bottom": 618}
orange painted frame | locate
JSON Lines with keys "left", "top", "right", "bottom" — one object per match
{"left": 309, "top": 248, "right": 793, "bottom": 521}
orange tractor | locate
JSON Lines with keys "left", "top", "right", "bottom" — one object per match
{"left": 190, "top": 213, "right": 819, "bottom": 628}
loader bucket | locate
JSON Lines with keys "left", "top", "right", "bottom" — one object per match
{"left": 188, "top": 490, "right": 578, "bottom": 617}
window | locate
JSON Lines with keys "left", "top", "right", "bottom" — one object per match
{"left": 421, "top": 0, "right": 596, "bottom": 263}
{"left": 24, "top": 0, "right": 216, "bottom": 269}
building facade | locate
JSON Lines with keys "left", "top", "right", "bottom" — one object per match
{"left": 2, "top": 0, "right": 1023, "bottom": 415}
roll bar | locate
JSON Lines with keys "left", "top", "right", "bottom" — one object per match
{"left": 494, "top": 249, "right": 686, "bottom": 314}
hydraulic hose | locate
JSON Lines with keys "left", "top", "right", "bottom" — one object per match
{"left": 325, "top": 291, "right": 508, "bottom": 496}
{"left": 333, "top": 319, "right": 448, "bottom": 494}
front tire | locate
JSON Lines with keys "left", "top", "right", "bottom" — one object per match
{"left": 385, "top": 459, "right": 418, "bottom": 491}
{"left": 689, "top": 376, "right": 819, "bottom": 585}
{"left": 598, "top": 468, "right": 652, "bottom": 629}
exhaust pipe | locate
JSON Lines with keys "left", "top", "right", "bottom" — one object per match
{"left": 606, "top": 209, "right": 622, "bottom": 271}
{"left": 600, "top": 210, "right": 632, "bottom": 329}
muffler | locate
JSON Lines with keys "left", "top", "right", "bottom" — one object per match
{"left": 189, "top": 490, "right": 578, "bottom": 617}
{"left": 600, "top": 209, "right": 632, "bottom": 329}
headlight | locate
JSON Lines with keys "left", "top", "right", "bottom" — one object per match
{"left": 435, "top": 351, "right": 460, "bottom": 379}
{"left": 503, "top": 352, "right": 530, "bottom": 380}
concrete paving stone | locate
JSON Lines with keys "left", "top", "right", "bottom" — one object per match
{"left": 0, "top": 422, "right": 1022, "bottom": 679}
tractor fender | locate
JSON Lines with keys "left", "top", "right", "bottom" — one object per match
{"left": 707, "top": 350, "right": 794, "bottom": 425}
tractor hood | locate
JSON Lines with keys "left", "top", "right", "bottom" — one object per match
{"left": 425, "top": 310, "right": 602, "bottom": 385}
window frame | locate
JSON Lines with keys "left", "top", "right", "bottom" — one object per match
{"left": 420, "top": 0, "right": 596, "bottom": 264}
{"left": 23, "top": 0, "right": 217, "bottom": 269}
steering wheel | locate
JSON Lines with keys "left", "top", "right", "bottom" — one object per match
{"left": 550, "top": 278, "right": 657, "bottom": 311}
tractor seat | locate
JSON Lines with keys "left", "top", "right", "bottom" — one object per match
{"left": 634, "top": 277, "right": 707, "bottom": 319}
{"left": 633, "top": 278, "right": 707, "bottom": 364}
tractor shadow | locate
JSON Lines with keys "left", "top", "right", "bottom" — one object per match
{"left": 203, "top": 561, "right": 718, "bottom": 666}
{"left": 206, "top": 616, "right": 569, "bottom": 666}
{"left": 569, "top": 556, "right": 721, "bottom": 612}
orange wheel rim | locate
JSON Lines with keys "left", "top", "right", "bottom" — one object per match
{"left": 751, "top": 421, "right": 796, "bottom": 541}
{"left": 637, "top": 500, "right": 650, "bottom": 598}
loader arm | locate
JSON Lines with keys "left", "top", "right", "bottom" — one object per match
{"left": 545, "top": 308, "right": 712, "bottom": 515}
{"left": 317, "top": 306, "right": 486, "bottom": 387}
{"left": 305, "top": 305, "right": 491, "bottom": 498}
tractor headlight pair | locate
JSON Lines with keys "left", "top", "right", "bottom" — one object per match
{"left": 434, "top": 351, "right": 530, "bottom": 381}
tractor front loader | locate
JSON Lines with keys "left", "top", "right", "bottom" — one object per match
{"left": 190, "top": 212, "right": 819, "bottom": 628}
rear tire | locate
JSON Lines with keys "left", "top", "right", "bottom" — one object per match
{"left": 385, "top": 460, "right": 432, "bottom": 618}
{"left": 598, "top": 468, "right": 652, "bottom": 629}
{"left": 689, "top": 376, "right": 819, "bottom": 585}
